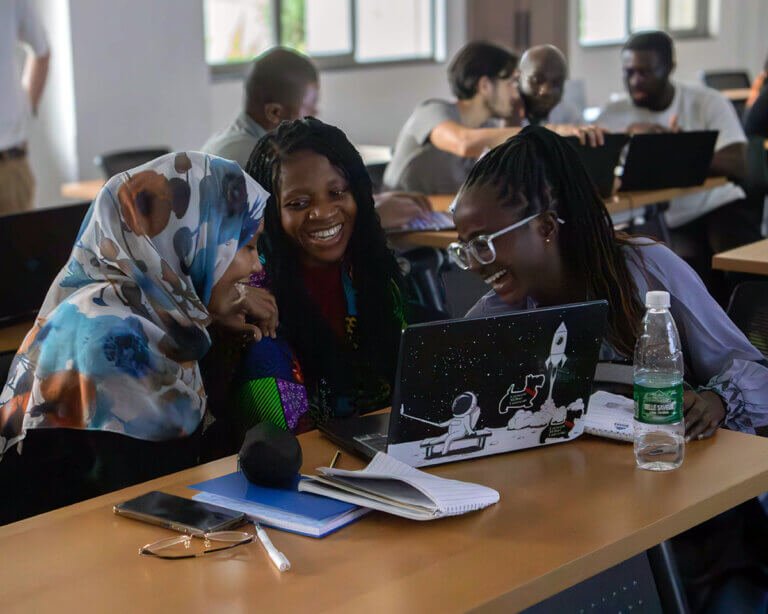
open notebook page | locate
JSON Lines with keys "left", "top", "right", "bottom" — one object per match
{"left": 316, "top": 452, "right": 499, "bottom": 515}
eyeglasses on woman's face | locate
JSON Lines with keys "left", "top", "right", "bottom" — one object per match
{"left": 447, "top": 213, "right": 564, "bottom": 271}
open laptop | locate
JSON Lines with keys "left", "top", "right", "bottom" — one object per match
{"left": 564, "top": 134, "right": 629, "bottom": 198}
{"left": 618, "top": 130, "right": 718, "bottom": 191}
{"left": 0, "top": 202, "right": 90, "bottom": 325}
{"left": 385, "top": 210, "right": 455, "bottom": 235}
{"left": 319, "top": 301, "right": 608, "bottom": 467}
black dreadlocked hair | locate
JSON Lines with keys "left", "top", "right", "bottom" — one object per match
{"left": 459, "top": 125, "right": 646, "bottom": 357}
{"left": 244, "top": 117, "right": 404, "bottom": 398}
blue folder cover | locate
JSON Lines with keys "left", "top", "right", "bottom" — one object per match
{"left": 189, "top": 471, "right": 367, "bottom": 537}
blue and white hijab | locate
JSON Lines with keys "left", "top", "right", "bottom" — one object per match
{"left": 0, "top": 152, "right": 268, "bottom": 456}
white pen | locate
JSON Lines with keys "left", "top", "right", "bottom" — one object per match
{"left": 254, "top": 522, "right": 290, "bottom": 572}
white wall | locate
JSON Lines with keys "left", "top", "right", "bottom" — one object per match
{"left": 66, "top": 0, "right": 213, "bottom": 183}
{"left": 569, "top": 0, "right": 768, "bottom": 108}
{"left": 210, "top": 0, "right": 467, "bottom": 146}
{"left": 25, "top": 0, "right": 78, "bottom": 208}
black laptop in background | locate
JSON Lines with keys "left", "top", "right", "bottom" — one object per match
{"left": 0, "top": 202, "right": 90, "bottom": 325}
{"left": 563, "top": 134, "right": 630, "bottom": 198}
{"left": 618, "top": 130, "right": 718, "bottom": 191}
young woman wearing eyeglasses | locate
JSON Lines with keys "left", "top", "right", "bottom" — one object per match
{"left": 450, "top": 126, "right": 768, "bottom": 442}
{"left": 451, "top": 126, "right": 768, "bottom": 611}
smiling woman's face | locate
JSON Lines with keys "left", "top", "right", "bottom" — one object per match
{"left": 278, "top": 150, "right": 357, "bottom": 268}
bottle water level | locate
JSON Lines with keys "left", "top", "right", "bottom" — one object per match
{"left": 634, "top": 422, "right": 685, "bottom": 471}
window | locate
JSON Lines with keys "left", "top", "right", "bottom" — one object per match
{"left": 579, "top": 0, "right": 709, "bottom": 46}
{"left": 204, "top": 0, "right": 441, "bottom": 74}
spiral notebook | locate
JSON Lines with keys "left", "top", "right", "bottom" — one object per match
{"left": 189, "top": 472, "right": 369, "bottom": 538}
{"left": 297, "top": 452, "right": 500, "bottom": 521}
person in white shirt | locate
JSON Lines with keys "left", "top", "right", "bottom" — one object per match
{"left": 0, "top": 0, "right": 49, "bottom": 215}
{"left": 595, "top": 31, "right": 761, "bottom": 302}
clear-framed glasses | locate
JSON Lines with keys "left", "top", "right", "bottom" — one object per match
{"left": 446, "top": 213, "right": 565, "bottom": 271}
{"left": 139, "top": 530, "right": 254, "bottom": 560}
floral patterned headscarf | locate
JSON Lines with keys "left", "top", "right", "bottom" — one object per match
{"left": 0, "top": 152, "right": 269, "bottom": 457}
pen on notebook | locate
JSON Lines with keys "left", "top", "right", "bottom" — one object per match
{"left": 254, "top": 522, "right": 290, "bottom": 572}
{"left": 330, "top": 449, "right": 341, "bottom": 469}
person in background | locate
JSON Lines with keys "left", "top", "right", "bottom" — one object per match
{"left": 745, "top": 54, "right": 768, "bottom": 110}
{"left": 0, "top": 0, "right": 50, "bottom": 215}
{"left": 384, "top": 41, "right": 605, "bottom": 195}
{"left": 452, "top": 126, "right": 768, "bottom": 612}
{"left": 516, "top": 44, "right": 568, "bottom": 126}
{"left": 203, "top": 46, "right": 431, "bottom": 230}
{"left": 0, "top": 152, "right": 272, "bottom": 524}
{"left": 595, "top": 31, "right": 761, "bottom": 301}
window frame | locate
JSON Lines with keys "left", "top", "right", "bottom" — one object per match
{"left": 208, "top": 0, "right": 441, "bottom": 79}
{"left": 579, "top": 0, "right": 711, "bottom": 48}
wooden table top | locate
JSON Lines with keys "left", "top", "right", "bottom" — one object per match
{"left": 722, "top": 88, "right": 751, "bottom": 101}
{"left": 407, "top": 178, "right": 728, "bottom": 249}
{"left": 3, "top": 425, "right": 768, "bottom": 614}
{"left": 0, "top": 320, "right": 33, "bottom": 353}
{"left": 712, "top": 238, "right": 768, "bottom": 275}
{"left": 61, "top": 178, "right": 105, "bottom": 201}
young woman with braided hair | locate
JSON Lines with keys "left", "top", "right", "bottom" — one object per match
{"left": 212, "top": 117, "right": 408, "bottom": 438}
{"left": 452, "top": 126, "right": 768, "bottom": 611}
{"left": 453, "top": 126, "right": 767, "bottom": 440}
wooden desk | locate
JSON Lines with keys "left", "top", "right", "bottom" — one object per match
{"left": 722, "top": 88, "right": 751, "bottom": 102}
{"left": 4, "top": 426, "right": 768, "bottom": 613}
{"left": 61, "top": 179, "right": 105, "bottom": 201}
{"left": 712, "top": 238, "right": 768, "bottom": 275}
{"left": 405, "top": 178, "right": 729, "bottom": 249}
{"left": 0, "top": 320, "right": 32, "bottom": 353}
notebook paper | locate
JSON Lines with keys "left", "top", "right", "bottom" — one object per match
{"left": 298, "top": 452, "right": 499, "bottom": 520}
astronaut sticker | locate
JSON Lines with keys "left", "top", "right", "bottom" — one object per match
{"left": 400, "top": 392, "right": 492, "bottom": 460}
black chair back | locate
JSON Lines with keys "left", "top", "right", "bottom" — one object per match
{"left": 727, "top": 281, "right": 768, "bottom": 358}
{"left": 93, "top": 147, "right": 171, "bottom": 177}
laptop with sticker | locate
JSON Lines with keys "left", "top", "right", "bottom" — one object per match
{"left": 319, "top": 300, "right": 608, "bottom": 467}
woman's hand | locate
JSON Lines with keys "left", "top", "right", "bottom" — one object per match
{"left": 213, "top": 285, "right": 278, "bottom": 342}
{"left": 683, "top": 389, "right": 726, "bottom": 441}
{"left": 374, "top": 192, "right": 433, "bottom": 229}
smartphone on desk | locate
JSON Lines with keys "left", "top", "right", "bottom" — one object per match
{"left": 114, "top": 491, "right": 247, "bottom": 535}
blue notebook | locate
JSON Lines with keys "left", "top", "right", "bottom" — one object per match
{"left": 189, "top": 472, "right": 370, "bottom": 538}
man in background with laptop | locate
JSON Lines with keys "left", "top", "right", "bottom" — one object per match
{"left": 595, "top": 31, "right": 760, "bottom": 300}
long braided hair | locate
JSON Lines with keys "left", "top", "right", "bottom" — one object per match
{"left": 244, "top": 118, "right": 404, "bottom": 401}
{"left": 460, "top": 125, "right": 645, "bottom": 357}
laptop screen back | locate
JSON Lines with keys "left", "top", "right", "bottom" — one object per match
{"left": 0, "top": 202, "right": 90, "bottom": 325}
{"left": 387, "top": 301, "right": 608, "bottom": 466}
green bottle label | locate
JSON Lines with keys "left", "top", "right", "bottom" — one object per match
{"left": 634, "top": 382, "right": 683, "bottom": 425}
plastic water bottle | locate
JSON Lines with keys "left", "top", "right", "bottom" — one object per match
{"left": 633, "top": 291, "right": 685, "bottom": 471}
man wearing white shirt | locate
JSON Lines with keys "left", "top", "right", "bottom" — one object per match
{"left": 596, "top": 31, "right": 761, "bottom": 299}
{"left": 0, "top": 0, "right": 50, "bottom": 215}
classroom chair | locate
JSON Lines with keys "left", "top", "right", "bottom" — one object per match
{"left": 726, "top": 280, "right": 768, "bottom": 358}
{"left": 398, "top": 248, "right": 450, "bottom": 315}
{"left": 93, "top": 147, "right": 171, "bottom": 178}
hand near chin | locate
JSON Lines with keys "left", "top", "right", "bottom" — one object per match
{"left": 212, "top": 285, "right": 279, "bottom": 342}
